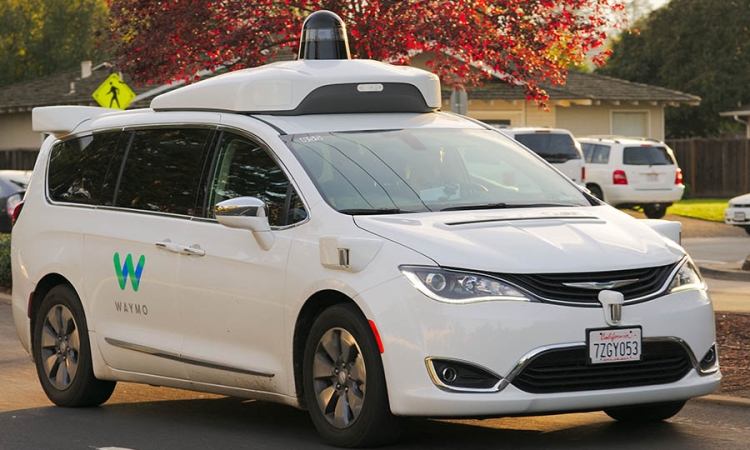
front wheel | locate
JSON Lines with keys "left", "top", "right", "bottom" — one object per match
{"left": 32, "top": 285, "right": 116, "bottom": 407}
{"left": 604, "top": 400, "right": 686, "bottom": 422}
{"left": 303, "top": 304, "right": 402, "bottom": 447}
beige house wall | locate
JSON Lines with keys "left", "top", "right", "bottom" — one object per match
{"left": 443, "top": 98, "right": 666, "bottom": 139}
{"left": 555, "top": 104, "right": 665, "bottom": 140}
{"left": 0, "top": 112, "right": 40, "bottom": 151}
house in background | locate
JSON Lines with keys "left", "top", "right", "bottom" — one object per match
{"left": 440, "top": 71, "right": 700, "bottom": 140}
{"left": 0, "top": 60, "right": 700, "bottom": 161}
{"left": 0, "top": 62, "right": 154, "bottom": 154}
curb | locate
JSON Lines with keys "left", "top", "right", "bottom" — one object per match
{"left": 699, "top": 264, "right": 750, "bottom": 282}
{"left": 694, "top": 394, "right": 750, "bottom": 408}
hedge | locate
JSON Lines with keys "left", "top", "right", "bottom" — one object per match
{"left": 0, "top": 234, "right": 10, "bottom": 289}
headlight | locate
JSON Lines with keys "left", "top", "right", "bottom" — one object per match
{"left": 668, "top": 258, "right": 705, "bottom": 293}
{"left": 400, "top": 266, "right": 533, "bottom": 304}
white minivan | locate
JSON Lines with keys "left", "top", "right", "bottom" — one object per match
{"left": 11, "top": 11, "right": 719, "bottom": 448}
{"left": 497, "top": 127, "right": 586, "bottom": 186}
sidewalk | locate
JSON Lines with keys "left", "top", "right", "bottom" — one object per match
{"left": 699, "top": 261, "right": 750, "bottom": 313}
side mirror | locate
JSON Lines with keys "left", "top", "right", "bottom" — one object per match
{"left": 215, "top": 197, "right": 274, "bottom": 250}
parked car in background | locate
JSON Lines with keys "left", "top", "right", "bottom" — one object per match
{"left": 497, "top": 127, "right": 586, "bottom": 186}
{"left": 0, "top": 170, "right": 31, "bottom": 233}
{"left": 725, "top": 193, "right": 750, "bottom": 235}
{"left": 579, "top": 137, "right": 684, "bottom": 219}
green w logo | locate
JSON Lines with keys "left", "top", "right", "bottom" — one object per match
{"left": 113, "top": 253, "right": 146, "bottom": 291}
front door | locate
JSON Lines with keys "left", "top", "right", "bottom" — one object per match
{"left": 176, "top": 130, "right": 307, "bottom": 394}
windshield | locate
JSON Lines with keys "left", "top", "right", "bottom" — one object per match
{"left": 285, "top": 129, "right": 590, "bottom": 214}
{"left": 514, "top": 133, "right": 581, "bottom": 162}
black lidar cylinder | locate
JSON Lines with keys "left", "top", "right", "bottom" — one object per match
{"left": 298, "top": 10, "right": 351, "bottom": 60}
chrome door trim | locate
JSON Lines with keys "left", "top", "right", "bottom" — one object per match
{"left": 104, "top": 337, "right": 275, "bottom": 378}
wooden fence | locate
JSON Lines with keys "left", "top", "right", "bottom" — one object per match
{"left": 666, "top": 138, "right": 750, "bottom": 198}
{"left": 0, "top": 149, "right": 39, "bottom": 171}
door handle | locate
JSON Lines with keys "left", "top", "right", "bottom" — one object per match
{"left": 180, "top": 245, "right": 206, "bottom": 257}
{"left": 155, "top": 241, "right": 182, "bottom": 253}
{"left": 155, "top": 241, "right": 206, "bottom": 257}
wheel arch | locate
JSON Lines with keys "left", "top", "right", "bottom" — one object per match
{"left": 586, "top": 182, "right": 604, "bottom": 201}
{"left": 29, "top": 273, "right": 75, "bottom": 352}
{"left": 293, "top": 289, "right": 363, "bottom": 409}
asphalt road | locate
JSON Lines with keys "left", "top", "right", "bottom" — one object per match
{"left": 2, "top": 302, "right": 749, "bottom": 450}
{"left": 683, "top": 237, "right": 750, "bottom": 265}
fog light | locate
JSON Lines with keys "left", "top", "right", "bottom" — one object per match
{"left": 698, "top": 344, "right": 719, "bottom": 373}
{"left": 441, "top": 366, "right": 458, "bottom": 383}
{"left": 427, "top": 358, "right": 503, "bottom": 392}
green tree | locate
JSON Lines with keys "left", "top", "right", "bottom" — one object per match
{"left": 598, "top": 0, "right": 750, "bottom": 138}
{"left": 0, "top": 0, "right": 108, "bottom": 88}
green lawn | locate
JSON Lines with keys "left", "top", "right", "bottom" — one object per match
{"left": 666, "top": 199, "right": 729, "bottom": 222}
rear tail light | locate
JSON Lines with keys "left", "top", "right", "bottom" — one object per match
{"left": 6, "top": 193, "right": 21, "bottom": 218}
{"left": 581, "top": 166, "right": 586, "bottom": 182}
{"left": 675, "top": 168, "right": 683, "bottom": 185}
{"left": 613, "top": 170, "right": 628, "bottom": 185}
{"left": 12, "top": 201, "right": 24, "bottom": 226}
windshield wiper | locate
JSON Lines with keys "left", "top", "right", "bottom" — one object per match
{"left": 441, "top": 202, "right": 577, "bottom": 212}
{"left": 339, "top": 208, "right": 403, "bottom": 215}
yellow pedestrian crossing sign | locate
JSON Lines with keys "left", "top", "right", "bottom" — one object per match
{"left": 93, "top": 73, "right": 136, "bottom": 110}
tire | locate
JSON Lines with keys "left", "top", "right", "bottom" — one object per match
{"left": 643, "top": 203, "right": 667, "bottom": 219}
{"left": 604, "top": 400, "right": 686, "bottom": 422}
{"left": 587, "top": 185, "right": 604, "bottom": 201}
{"left": 32, "top": 284, "right": 116, "bottom": 407}
{"left": 744, "top": 226, "right": 750, "bottom": 236}
{"left": 303, "top": 303, "right": 402, "bottom": 447}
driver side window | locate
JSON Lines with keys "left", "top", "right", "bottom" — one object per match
{"left": 208, "top": 132, "right": 307, "bottom": 227}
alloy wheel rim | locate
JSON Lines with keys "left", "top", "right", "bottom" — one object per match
{"left": 40, "top": 304, "right": 80, "bottom": 390}
{"left": 312, "top": 327, "right": 366, "bottom": 429}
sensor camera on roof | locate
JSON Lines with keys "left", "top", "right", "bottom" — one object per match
{"left": 298, "top": 10, "right": 351, "bottom": 60}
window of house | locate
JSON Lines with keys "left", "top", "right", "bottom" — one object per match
{"left": 612, "top": 112, "right": 649, "bottom": 137}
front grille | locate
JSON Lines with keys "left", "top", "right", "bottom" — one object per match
{"left": 493, "top": 263, "right": 678, "bottom": 306}
{"left": 511, "top": 341, "right": 692, "bottom": 394}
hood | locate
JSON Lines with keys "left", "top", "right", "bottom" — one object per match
{"left": 730, "top": 193, "right": 750, "bottom": 205}
{"left": 354, "top": 206, "right": 684, "bottom": 273}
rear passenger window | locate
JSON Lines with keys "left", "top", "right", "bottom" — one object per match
{"left": 581, "top": 144, "right": 610, "bottom": 164}
{"left": 48, "top": 132, "right": 123, "bottom": 205}
{"left": 116, "top": 128, "right": 213, "bottom": 215}
{"left": 208, "top": 132, "right": 306, "bottom": 227}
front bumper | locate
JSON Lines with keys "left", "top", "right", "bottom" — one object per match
{"left": 358, "top": 276, "right": 720, "bottom": 417}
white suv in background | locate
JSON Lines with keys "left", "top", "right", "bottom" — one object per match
{"left": 725, "top": 193, "right": 750, "bottom": 235}
{"left": 497, "top": 127, "right": 586, "bottom": 186}
{"left": 579, "top": 137, "right": 685, "bottom": 219}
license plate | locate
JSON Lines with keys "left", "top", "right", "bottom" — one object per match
{"left": 646, "top": 173, "right": 659, "bottom": 182}
{"left": 735, "top": 211, "right": 746, "bottom": 221}
{"left": 587, "top": 327, "right": 642, "bottom": 364}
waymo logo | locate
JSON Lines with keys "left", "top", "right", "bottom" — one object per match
{"left": 113, "top": 253, "right": 146, "bottom": 292}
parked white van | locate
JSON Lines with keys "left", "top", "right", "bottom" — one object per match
{"left": 497, "top": 127, "right": 586, "bottom": 187}
{"left": 11, "top": 11, "right": 719, "bottom": 448}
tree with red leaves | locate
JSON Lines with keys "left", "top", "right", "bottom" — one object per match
{"left": 105, "top": 0, "right": 625, "bottom": 104}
